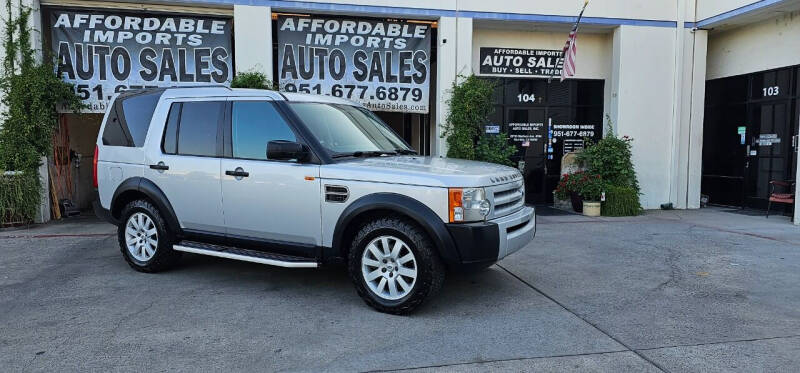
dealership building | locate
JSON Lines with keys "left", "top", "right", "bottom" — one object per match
{"left": 3, "top": 0, "right": 800, "bottom": 222}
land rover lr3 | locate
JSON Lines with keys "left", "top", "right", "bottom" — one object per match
{"left": 94, "top": 87, "right": 536, "bottom": 314}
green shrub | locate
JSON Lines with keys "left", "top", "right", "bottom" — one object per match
{"left": 576, "top": 117, "right": 641, "bottom": 215}
{"left": 442, "top": 75, "right": 514, "bottom": 166}
{"left": 0, "top": 1, "right": 83, "bottom": 224}
{"left": 555, "top": 170, "right": 589, "bottom": 200}
{"left": 0, "top": 2, "right": 84, "bottom": 171}
{"left": 230, "top": 71, "right": 277, "bottom": 90}
{"left": 475, "top": 133, "right": 516, "bottom": 166}
{"left": 0, "top": 171, "right": 40, "bottom": 225}
{"left": 578, "top": 174, "right": 606, "bottom": 201}
{"left": 602, "top": 185, "right": 642, "bottom": 216}
{"left": 577, "top": 118, "right": 639, "bottom": 191}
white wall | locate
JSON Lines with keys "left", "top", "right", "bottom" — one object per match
{"left": 610, "top": 26, "right": 677, "bottom": 209}
{"left": 434, "top": 16, "right": 473, "bottom": 157}
{"left": 696, "top": 0, "right": 757, "bottom": 21}
{"left": 706, "top": 10, "right": 800, "bottom": 79}
{"left": 233, "top": 5, "right": 273, "bottom": 80}
{"left": 284, "top": 0, "right": 678, "bottom": 21}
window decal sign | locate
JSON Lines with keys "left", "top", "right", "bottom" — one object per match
{"left": 50, "top": 9, "right": 233, "bottom": 113}
{"left": 479, "top": 48, "right": 564, "bottom": 77}
{"left": 277, "top": 15, "right": 431, "bottom": 114}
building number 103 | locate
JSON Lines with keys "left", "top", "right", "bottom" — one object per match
{"left": 763, "top": 86, "right": 780, "bottom": 97}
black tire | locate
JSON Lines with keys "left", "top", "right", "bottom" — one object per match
{"left": 348, "top": 215, "right": 445, "bottom": 315}
{"left": 117, "top": 199, "right": 181, "bottom": 273}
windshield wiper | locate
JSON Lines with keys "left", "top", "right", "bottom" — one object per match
{"left": 394, "top": 148, "right": 417, "bottom": 155}
{"left": 331, "top": 150, "right": 397, "bottom": 158}
{"left": 353, "top": 150, "right": 397, "bottom": 157}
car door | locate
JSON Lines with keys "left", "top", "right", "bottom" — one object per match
{"left": 144, "top": 99, "right": 226, "bottom": 233}
{"left": 220, "top": 99, "right": 321, "bottom": 258}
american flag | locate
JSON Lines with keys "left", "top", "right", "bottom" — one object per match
{"left": 560, "top": 1, "right": 589, "bottom": 82}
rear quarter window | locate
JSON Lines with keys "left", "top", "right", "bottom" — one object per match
{"left": 102, "top": 91, "right": 163, "bottom": 147}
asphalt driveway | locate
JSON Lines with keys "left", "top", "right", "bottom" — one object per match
{"left": 1, "top": 208, "right": 799, "bottom": 372}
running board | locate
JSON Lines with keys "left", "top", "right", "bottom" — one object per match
{"left": 173, "top": 241, "right": 318, "bottom": 268}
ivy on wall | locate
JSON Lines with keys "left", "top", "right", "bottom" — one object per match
{"left": 442, "top": 75, "right": 516, "bottom": 166}
{"left": 0, "top": 0, "right": 83, "bottom": 224}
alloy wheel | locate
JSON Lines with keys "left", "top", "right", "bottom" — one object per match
{"left": 361, "top": 235, "right": 418, "bottom": 300}
{"left": 125, "top": 212, "right": 158, "bottom": 262}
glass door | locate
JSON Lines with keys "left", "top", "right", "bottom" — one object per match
{"left": 506, "top": 107, "right": 547, "bottom": 203}
{"left": 744, "top": 101, "right": 792, "bottom": 208}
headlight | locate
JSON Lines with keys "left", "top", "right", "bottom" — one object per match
{"left": 448, "top": 187, "right": 490, "bottom": 223}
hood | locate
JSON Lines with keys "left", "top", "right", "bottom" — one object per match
{"left": 320, "top": 156, "right": 522, "bottom": 188}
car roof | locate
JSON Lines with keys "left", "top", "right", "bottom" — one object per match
{"left": 146, "top": 86, "right": 359, "bottom": 106}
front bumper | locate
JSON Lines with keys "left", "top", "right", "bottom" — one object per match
{"left": 445, "top": 206, "right": 535, "bottom": 270}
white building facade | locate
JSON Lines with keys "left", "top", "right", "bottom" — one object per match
{"left": 3, "top": 0, "right": 800, "bottom": 220}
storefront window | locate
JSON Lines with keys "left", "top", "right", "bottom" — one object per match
{"left": 702, "top": 65, "right": 798, "bottom": 209}
{"left": 486, "top": 78, "right": 605, "bottom": 204}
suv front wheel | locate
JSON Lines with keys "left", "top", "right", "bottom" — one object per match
{"left": 348, "top": 216, "right": 445, "bottom": 314}
{"left": 118, "top": 199, "right": 181, "bottom": 273}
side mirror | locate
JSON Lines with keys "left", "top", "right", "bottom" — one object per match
{"left": 267, "top": 140, "right": 310, "bottom": 162}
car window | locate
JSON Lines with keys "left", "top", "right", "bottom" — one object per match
{"left": 161, "top": 103, "right": 181, "bottom": 154}
{"left": 102, "top": 90, "right": 163, "bottom": 147}
{"left": 177, "top": 101, "right": 224, "bottom": 157}
{"left": 288, "top": 103, "right": 409, "bottom": 154}
{"left": 232, "top": 101, "right": 296, "bottom": 160}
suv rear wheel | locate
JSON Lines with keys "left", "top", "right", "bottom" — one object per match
{"left": 118, "top": 199, "right": 181, "bottom": 273}
{"left": 348, "top": 216, "right": 444, "bottom": 314}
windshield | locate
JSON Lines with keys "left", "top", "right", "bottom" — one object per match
{"left": 287, "top": 103, "right": 413, "bottom": 157}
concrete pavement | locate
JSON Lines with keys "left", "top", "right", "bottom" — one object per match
{"left": 1, "top": 207, "right": 799, "bottom": 372}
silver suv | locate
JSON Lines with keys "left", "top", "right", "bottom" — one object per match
{"left": 93, "top": 87, "right": 536, "bottom": 314}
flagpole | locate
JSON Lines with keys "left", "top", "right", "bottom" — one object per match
{"left": 548, "top": 0, "right": 589, "bottom": 83}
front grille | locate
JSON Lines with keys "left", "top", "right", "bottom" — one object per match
{"left": 488, "top": 180, "right": 524, "bottom": 219}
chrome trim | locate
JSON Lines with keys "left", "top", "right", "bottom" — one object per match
{"left": 325, "top": 185, "right": 350, "bottom": 203}
{"left": 172, "top": 245, "right": 319, "bottom": 268}
{"left": 487, "top": 179, "right": 525, "bottom": 219}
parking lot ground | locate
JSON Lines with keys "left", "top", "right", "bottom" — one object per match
{"left": 1, "top": 207, "right": 799, "bottom": 372}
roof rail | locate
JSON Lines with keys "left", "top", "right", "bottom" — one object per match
{"left": 166, "top": 84, "right": 233, "bottom": 90}
{"left": 118, "top": 85, "right": 232, "bottom": 94}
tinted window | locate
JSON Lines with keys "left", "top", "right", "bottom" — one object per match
{"left": 576, "top": 80, "right": 604, "bottom": 106}
{"left": 232, "top": 101, "right": 296, "bottom": 160}
{"left": 102, "top": 91, "right": 163, "bottom": 147}
{"left": 503, "top": 79, "right": 546, "bottom": 106}
{"left": 101, "top": 103, "right": 130, "bottom": 146}
{"left": 289, "top": 103, "right": 409, "bottom": 154}
{"left": 177, "top": 101, "right": 223, "bottom": 157}
{"left": 162, "top": 103, "right": 181, "bottom": 154}
{"left": 751, "top": 69, "right": 791, "bottom": 100}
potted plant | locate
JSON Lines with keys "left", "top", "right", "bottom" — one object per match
{"left": 555, "top": 171, "right": 590, "bottom": 212}
{"left": 579, "top": 174, "right": 605, "bottom": 217}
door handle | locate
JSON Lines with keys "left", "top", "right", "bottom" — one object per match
{"left": 225, "top": 169, "right": 249, "bottom": 178}
{"left": 149, "top": 163, "right": 169, "bottom": 171}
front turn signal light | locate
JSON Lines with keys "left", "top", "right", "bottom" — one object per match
{"left": 449, "top": 188, "right": 463, "bottom": 223}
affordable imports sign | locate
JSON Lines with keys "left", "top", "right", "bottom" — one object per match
{"left": 479, "top": 48, "right": 563, "bottom": 77}
{"left": 277, "top": 15, "right": 431, "bottom": 114}
{"left": 50, "top": 9, "right": 233, "bottom": 113}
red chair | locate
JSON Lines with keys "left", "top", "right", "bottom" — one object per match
{"left": 766, "top": 180, "right": 795, "bottom": 218}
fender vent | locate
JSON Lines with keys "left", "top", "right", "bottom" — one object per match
{"left": 325, "top": 185, "right": 349, "bottom": 203}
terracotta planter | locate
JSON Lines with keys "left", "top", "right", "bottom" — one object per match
{"left": 582, "top": 201, "right": 601, "bottom": 217}
{"left": 570, "top": 192, "right": 584, "bottom": 212}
